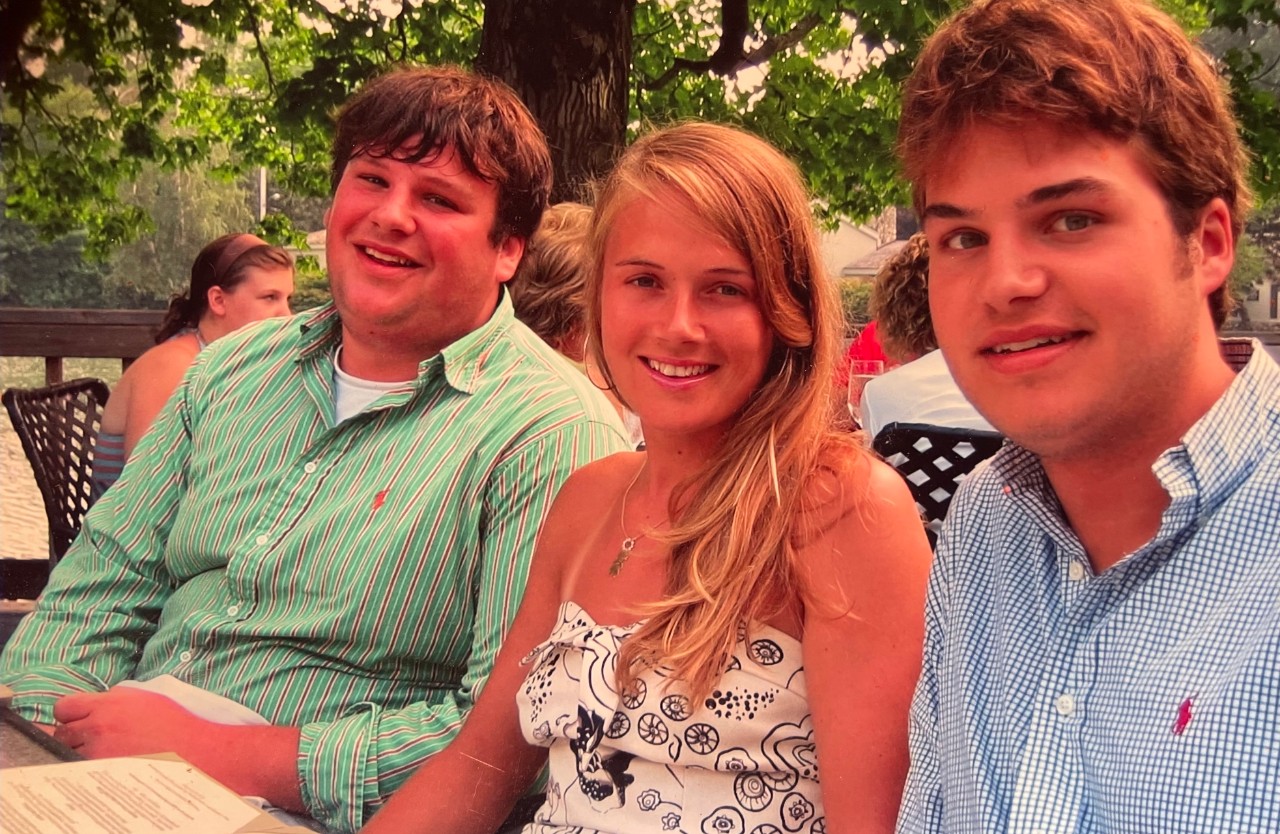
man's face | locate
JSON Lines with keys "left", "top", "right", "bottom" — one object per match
{"left": 324, "top": 144, "right": 523, "bottom": 360}
{"left": 922, "top": 121, "right": 1232, "bottom": 464}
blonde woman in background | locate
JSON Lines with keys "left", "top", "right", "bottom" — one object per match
{"left": 508, "top": 201, "right": 595, "bottom": 361}
{"left": 362, "top": 122, "right": 931, "bottom": 834}
{"left": 93, "top": 233, "right": 294, "bottom": 497}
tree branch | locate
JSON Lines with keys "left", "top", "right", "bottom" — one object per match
{"left": 1250, "top": 51, "right": 1280, "bottom": 85}
{"left": 243, "top": 1, "right": 277, "bottom": 94}
{"left": 0, "top": 0, "right": 44, "bottom": 95}
{"left": 741, "top": 13, "right": 822, "bottom": 67}
{"left": 644, "top": 4, "right": 824, "bottom": 90}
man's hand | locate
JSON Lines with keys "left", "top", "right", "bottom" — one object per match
{"left": 54, "top": 688, "right": 206, "bottom": 759}
{"left": 53, "top": 688, "right": 304, "bottom": 810}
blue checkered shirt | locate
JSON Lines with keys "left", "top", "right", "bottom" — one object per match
{"left": 898, "top": 346, "right": 1280, "bottom": 834}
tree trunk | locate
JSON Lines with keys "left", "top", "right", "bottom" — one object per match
{"left": 477, "top": 0, "right": 636, "bottom": 204}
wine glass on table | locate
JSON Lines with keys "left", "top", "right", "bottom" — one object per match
{"left": 847, "top": 359, "right": 885, "bottom": 429}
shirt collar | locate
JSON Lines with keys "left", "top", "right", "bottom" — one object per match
{"left": 990, "top": 341, "right": 1280, "bottom": 544}
{"left": 294, "top": 292, "right": 516, "bottom": 395}
{"left": 432, "top": 289, "right": 515, "bottom": 394}
{"left": 298, "top": 304, "right": 341, "bottom": 358}
{"left": 1155, "top": 341, "right": 1280, "bottom": 533}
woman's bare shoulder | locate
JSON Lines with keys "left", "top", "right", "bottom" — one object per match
{"left": 801, "top": 440, "right": 917, "bottom": 523}
{"left": 121, "top": 335, "right": 201, "bottom": 388}
{"left": 553, "top": 450, "right": 645, "bottom": 505}
{"left": 534, "top": 451, "right": 645, "bottom": 591}
{"left": 795, "top": 441, "right": 931, "bottom": 604}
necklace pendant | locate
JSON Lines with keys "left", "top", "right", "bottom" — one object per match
{"left": 610, "top": 537, "right": 636, "bottom": 577}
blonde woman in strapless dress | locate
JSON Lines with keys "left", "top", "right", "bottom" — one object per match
{"left": 362, "top": 123, "right": 932, "bottom": 834}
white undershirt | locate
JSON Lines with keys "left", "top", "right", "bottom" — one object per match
{"left": 332, "top": 346, "right": 408, "bottom": 422}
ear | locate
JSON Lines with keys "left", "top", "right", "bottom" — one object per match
{"left": 1190, "top": 197, "right": 1234, "bottom": 297}
{"left": 494, "top": 235, "right": 526, "bottom": 285}
{"left": 207, "top": 285, "right": 227, "bottom": 316}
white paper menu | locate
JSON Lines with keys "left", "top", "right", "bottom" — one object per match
{"left": 0, "top": 756, "right": 268, "bottom": 834}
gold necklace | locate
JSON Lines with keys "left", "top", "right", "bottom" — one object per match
{"left": 609, "top": 464, "right": 646, "bottom": 577}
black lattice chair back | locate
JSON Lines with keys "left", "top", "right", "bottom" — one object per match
{"left": 1219, "top": 337, "right": 1254, "bottom": 372}
{"left": 3, "top": 378, "right": 110, "bottom": 563}
{"left": 872, "top": 422, "right": 1004, "bottom": 547}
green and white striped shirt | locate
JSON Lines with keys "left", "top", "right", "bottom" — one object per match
{"left": 0, "top": 296, "right": 628, "bottom": 832}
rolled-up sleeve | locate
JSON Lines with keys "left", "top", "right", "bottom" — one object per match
{"left": 0, "top": 368, "right": 198, "bottom": 721}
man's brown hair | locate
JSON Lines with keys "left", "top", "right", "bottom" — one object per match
{"left": 331, "top": 65, "right": 553, "bottom": 245}
{"left": 898, "top": 0, "right": 1252, "bottom": 326}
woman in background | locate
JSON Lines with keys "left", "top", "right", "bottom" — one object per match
{"left": 509, "top": 201, "right": 644, "bottom": 448}
{"left": 858, "top": 233, "right": 993, "bottom": 442}
{"left": 93, "top": 233, "right": 294, "bottom": 497}
{"left": 363, "top": 123, "right": 931, "bottom": 834}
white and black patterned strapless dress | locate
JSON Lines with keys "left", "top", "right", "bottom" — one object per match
{"left": 516, "top": 601, "right": 823, "bottom": 834}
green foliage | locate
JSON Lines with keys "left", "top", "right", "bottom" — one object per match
{"left": 6, "top": 0, "right": 958, "bottom": 253}
{"left": 105, "top": 163, "right": 255, "bottom": 300}
{"left": 1231, "top": 232, "right": 1272, "bottom": 297}
{"left": 0, "top": 213, "right": 162, "bottom": 308}
{"left": 1195, "top": 1, "right": 1280, "bottom": 202}
{"left": 838, "top": 279, "right": 874, "bottom": 335}
{"left": 291, "top": 255, "right": 332, "bottom": 311}
{"left": 3, "top": 0, "right": 1277, "bottom": 257}
{"left": 631, "top": 0, "right": 953, "bottom": 223}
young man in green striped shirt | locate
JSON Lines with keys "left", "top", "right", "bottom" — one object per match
{"left": 0, "top": 66, "right": 628, "bottom": 832}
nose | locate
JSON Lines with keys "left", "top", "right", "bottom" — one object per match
{"left": 979, "top": 236, "right": 1049, "bottom": 312}
{"left": 272, "top": 299, "right": 293, "bottom": 317}
{"left": 663, "top": 289, "right": 704, "bottom": 341}
{"left": 369, "top": 188, "right": 415, "bottom": 234}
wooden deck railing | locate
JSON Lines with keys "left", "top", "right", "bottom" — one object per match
{"left": 0, "top": 307, "right": 165, "bottom": 384}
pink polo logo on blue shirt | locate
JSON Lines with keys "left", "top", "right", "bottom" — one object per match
{"left": 1173, "top": 697, "right": 1195, "bottom": 736}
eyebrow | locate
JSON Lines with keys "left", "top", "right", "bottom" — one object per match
{"left": 355, "top": 155, "right": 464, "bottom": 188}
{"left": 923, "top": 177, "right": 1115, "bottom": 220}
{"left": 1020, "top": 177, "right": 1113, "bottom": 206}
{"left": 612, "top": 257, "right": 751, "bottom": 276}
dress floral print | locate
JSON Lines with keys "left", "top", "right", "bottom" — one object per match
{"left": 516, "top": 601, "right": 823, "bottom": 834}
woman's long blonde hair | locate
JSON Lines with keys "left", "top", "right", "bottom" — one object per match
{"left": 585, "top": 122, "right": 862, "bottom": 701}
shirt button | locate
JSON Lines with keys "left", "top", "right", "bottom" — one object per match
{"left": 179, "top": 650, "right": 193, "bottom": 663}
{"left": 255, "top": 534, "right": 268, "bottom": 546}
{"left": 303, "top": 462, "right": 317, "bottom": 474}
{"left": 1068, "top": 561, "right": 1086, "bottom": 581}
{"left": 227, "top": 605, "right": 240, "bottom": 617}
{"left": 1055, "top": 693, "right": 1076, "bottom": 717}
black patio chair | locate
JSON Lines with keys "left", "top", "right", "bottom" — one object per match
{"left": 3, "top": 378, "right": 110, "bottom": 566}
{"left": 872, "top": 421, "right": 1004, "bottom": 548}
{"left": 1219, "top": 337, "right": 1254, "bottom": 372}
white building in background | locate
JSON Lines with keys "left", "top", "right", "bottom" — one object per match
{"left": 840, "top": 206, "right": 919, "bottom": 281}
{"left": 291, "top": 229, "right": 328, "bottom": 269}
{"left": 820, "top": 221, "right": 879, "bottom": 282}
{"left": 1240, "top": 276, "right": 1279, "bottom": 324}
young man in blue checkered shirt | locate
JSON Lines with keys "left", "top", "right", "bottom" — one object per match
{"left": 894, "top": 1, "right": 1280, "bottom": 831}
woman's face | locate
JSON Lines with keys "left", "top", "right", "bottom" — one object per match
{"left": 211, "top": 265, "right": 295, "bottom": 334}
{"left": 599, "top": 192, "right": 773, "bottom": 447}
